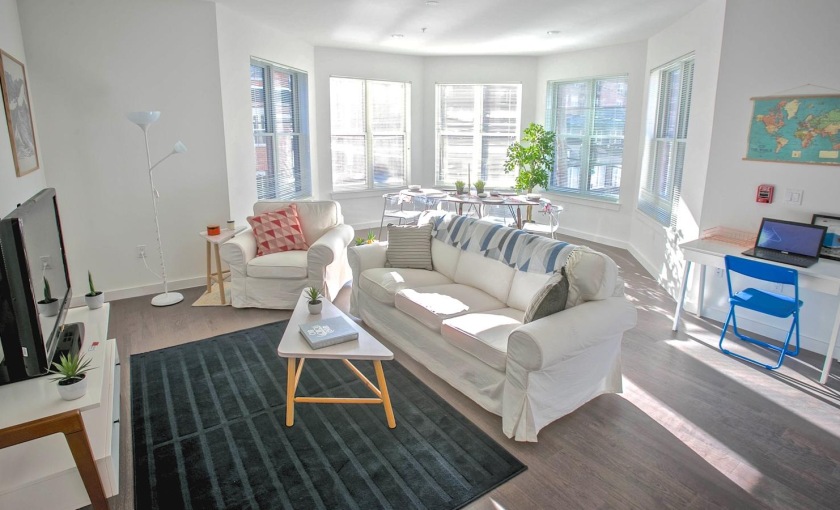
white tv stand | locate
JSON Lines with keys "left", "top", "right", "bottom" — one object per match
{"left": 0, "top": 304, "right": 119, "bottom": 509}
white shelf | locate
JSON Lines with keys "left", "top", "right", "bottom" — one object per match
{"left": 0, "top": 304, "right": 119, "bottom": 509}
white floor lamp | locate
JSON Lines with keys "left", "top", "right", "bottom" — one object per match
{"left": 127, "top": 111, "right": 187, "bottom": 307}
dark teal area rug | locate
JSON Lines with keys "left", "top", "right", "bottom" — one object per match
{"left": 131, "top": 321, "right": 526, "bottom": 509}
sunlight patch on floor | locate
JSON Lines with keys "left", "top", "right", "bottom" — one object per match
{"left": 621, "top": 378, "right": 764, "bottom": 494}
{"left": 660, "top": 337, "right": 840, "bottom": 438}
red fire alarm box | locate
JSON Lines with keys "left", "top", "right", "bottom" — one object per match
{"left": 756, "top": 184, "right": 774, "bottom": 203}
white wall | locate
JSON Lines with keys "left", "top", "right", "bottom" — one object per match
{"left": 18, "top": 0, "right": 229, "bottom": 299}
{"left": 536, "top": 41, "right": 647, "bottom": 248}
{"left": 695, "top": 0, "right": 840, "bottom": 358}
{"left": 628, "top": 0, "right": 726, "bottom": 300}
{"left": 315, "top": 47, "right": 425, "bottom": 228}
{"left": 216, "top": 5, "right": 317, "bottom": 223}
{"left": 0, "top": 0, "right": 46, "bottom": 216}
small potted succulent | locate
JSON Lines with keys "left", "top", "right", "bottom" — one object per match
{"left": 85, "top": 271, "right": 105, "bottom": 310}
{"left": 455, "top": 180, "right": 466, "bottom": 195}
{"left": 474, "top": 179, "right": 487, "bottom": 197}
{"left": 306, "top": 286, "right": 323, "bottom": 315}
{"left": 355, "top": 230, "right": 377, "bottom": 246}
{"left": 49, "top": 352, "right": 93, "bottom": 401}
{"left": 37, "top": 277, "right": 60, "bottom": 317}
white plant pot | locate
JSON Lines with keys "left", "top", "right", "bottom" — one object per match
{"left": 57, "top": 376, "right": 88, "bottom": 401}
{"left": 308, "top": 301, "right": 323, "bottom": 315}
{"left": 37, "top": 299, "right": 60, "bottom": 317}
{"left": 85, "top": 292, "right": 105, "bottom": 310}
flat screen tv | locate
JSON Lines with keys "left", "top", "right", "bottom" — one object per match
{"left": 0, "top": 188, "right": 72, "bottom": 384}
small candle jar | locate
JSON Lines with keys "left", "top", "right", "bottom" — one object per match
{"left": 207, "top": 225, "right": 221, "bottom": 236}
{"left": 226, "top": 220, "right": 235, "bottom": 230}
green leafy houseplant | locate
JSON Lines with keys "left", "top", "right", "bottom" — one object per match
{"left": 38, "top": 276, "right": 61, "bottom": 316}
{"left": 355, "top": 230, "right": 377, "bottom": 246}
{"left": 49, "top": 352, "right": 93, "bottom": 385}
{"left": 474, "top": 180, "right": 486, "bottom": 194}
{"left": 454, "top": 180, "right": 466, "bottom": 195}
{"left": 86, "top": 271, "right": 101, "bottom": 297}
{"left": 503, "top": 123, "right": 556, "bottom": 194}
{"left": 41, "top": 276, "right": 56, "bottom": 304}
{"left": 306, "top": 286, "right": 322, "bottom": 305}
{"left": 85, "top": 270, "right": 106, "bottom": 309}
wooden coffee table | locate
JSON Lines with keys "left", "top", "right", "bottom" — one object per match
{"left": 277, "top": 291, "right": 396, "bottom": 429}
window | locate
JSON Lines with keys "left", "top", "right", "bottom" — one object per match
{"left": 546, "top": 76, "right": 627, "bottom": 202}
{"left": 250, "top": 59, "right": 310, "bottom": 200}
{"left": 638, "top": 55, "right": 695, "bottom": 226}
{"left": 435, "top": 84, "right": 522, "bottom": 187}
{"left": 330, "top": 77, "right": 410, "bottom": 191}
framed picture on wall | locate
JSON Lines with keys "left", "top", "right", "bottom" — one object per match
{"left": 811, "top": 214, "right": 840, "bottom": 261}
{"left": 0, "top": 49, "right": 39, "bottom": 176}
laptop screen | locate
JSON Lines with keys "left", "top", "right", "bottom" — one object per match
{"left": 756, "top": 219, "right": 825, "bottom": 257}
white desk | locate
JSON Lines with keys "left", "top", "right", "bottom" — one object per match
{"left": 673, "top": 239, "right": 840, "bottom": 384}
{"left": 0, "top": 304, "right": 119, "bottom": 509}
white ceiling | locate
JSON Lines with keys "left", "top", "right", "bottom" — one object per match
{"left": 213, "top": 0, "right": 706, "bottom": 56}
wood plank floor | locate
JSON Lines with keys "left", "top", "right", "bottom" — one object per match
{"left": 102, "top": 233, "right": 840, "bottom": 510}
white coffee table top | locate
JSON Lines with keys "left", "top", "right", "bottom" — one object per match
{"left": 278, "top": 291, "right": 393, "bottom": 360}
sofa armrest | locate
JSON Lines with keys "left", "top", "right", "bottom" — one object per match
{"left": 347, "top": 242, "right": 388, "bottom": 317}
{"left": 507, "top": 297, "right": 637, "bottom": 371}
{"left": 309, "top": 224, "right": 354, "bottom": 268}
{"left": 219, "top": 229, "right": 257, "bottom": 272}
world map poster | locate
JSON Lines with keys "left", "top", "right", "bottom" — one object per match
{"left": 745, "top": 95, "right": 840, "bottom": 165}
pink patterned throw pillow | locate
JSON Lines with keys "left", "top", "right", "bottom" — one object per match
{"left": 247, "top": 204, "right": 309, "bottom": 256}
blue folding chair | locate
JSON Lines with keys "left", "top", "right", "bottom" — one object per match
{"left": 719, "top": 255, "right": 803, "bottom": 370}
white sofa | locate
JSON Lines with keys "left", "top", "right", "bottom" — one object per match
{"left": 220, "top": 200, "right": 354, "bottom": 309}
{"left": 349, "top": 214, "right": 637, "bottom": 441}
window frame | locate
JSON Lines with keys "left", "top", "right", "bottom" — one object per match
{"left": 250, "top": 58, "right": 311, "bottom": 201}
{"left": 329, "top": 76, "right": 411, "bottom": 192}
{"left": 638, "top": 54, "right": 695, "bottom": 227}
{"left": 434, "top": 83, "right": 523, "bottom": 188}
{"left": 545, "top": 75, "right": 628, "bottom": 203}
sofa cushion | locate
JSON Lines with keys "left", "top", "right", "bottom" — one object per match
{"left": 565, "top": 246, "right": 618, "bottom": 308}
{"left": 507, "top": 271, "right": 553, "bottom": 311}
{"left": 440, "top": 308, "right": 524, "bottom": 371}
{"left": 254, "top": 200, "right": 342, "bottom": 244}
{"left": 358, "top": 268, "right": 452, "bottom": 306}
{"left": 524, "top": 268, "right": 569, "bottom": 323}
{"left": 454, "top": 251, "right": 516, "bottom": 303}
{"left": 395, "top": 284, "right": 505, "bottom": 331}
{"left": 246, "top": 250, "right": 308, "bottom": 279}
{"left": 385, "top": 224, "right": 434, "bottom": 270}
{"left": 431, "top": 239, "right": 460, "bottom": 280}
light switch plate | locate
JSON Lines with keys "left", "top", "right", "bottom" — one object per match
{"left": 785, "top": 188, "right": 804, "bottom": 205}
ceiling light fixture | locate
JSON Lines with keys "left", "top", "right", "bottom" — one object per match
{"left": 391, "top": 34, "right": 404, "bottom": 39}
{"left": 546, "top": 30, "right": 561, "bottom": 36}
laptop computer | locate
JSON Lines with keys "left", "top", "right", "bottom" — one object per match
{"left": 742, "top": 218, "right": 827, "bottom": 268}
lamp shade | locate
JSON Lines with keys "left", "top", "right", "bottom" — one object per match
{"left": 173, "top": 141, "right": 187, "bottom": 154}
{"left": 126, "top": 111, "right": 161, "bottom": 128}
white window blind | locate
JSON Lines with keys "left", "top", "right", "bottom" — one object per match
{"left": 639, "top": 56, "right": 695, "bottom": 227}
{"left": 330, "top": 77, "right": 410, "bottom": 191}
{"left": 547, "top": 76, "right": 627, "bottom": 201}
{"left": 435, "top": 84, "right": 521, "bottom": 188}
{"left": 250, "top": 59, "right": 310, "bottom": 200}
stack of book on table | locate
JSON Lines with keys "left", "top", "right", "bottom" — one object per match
{"left": 299, "top": 316, "right": 359, "bottom": 349}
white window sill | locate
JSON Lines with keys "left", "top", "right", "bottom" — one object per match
{"left": 541, "top": 192, "right": 622, "bottom": 211}
{"left": 330, "top": 187, "right": 405, "bottom": 200}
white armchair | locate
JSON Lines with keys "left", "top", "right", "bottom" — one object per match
{"left": 219, "top": 200, "right": 354, "bottom": 309}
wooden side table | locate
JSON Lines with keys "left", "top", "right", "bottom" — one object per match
{"left": 199, "top": 226, "right": 246, "bottom": 305}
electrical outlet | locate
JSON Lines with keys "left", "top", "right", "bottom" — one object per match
{"left": 39, "top": 255, "right": 51, "bottom": 270}
{"left": 772, "top": 283, "right": 784, "bottom": 293}
{"left": 137, "top": 245, "right": 147, "bottom": 258}
{"left": 715, "top": 268, "right": 724, "bottom": 278}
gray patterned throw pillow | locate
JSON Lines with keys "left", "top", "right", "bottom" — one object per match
{"left": 385, "top": 223, "right": 434, "bottom": 270}
{"left": 524, "top": 267, "right": 569, "bottom": 323}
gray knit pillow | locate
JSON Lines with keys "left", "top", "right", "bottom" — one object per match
{"left": 385, "top": 223, "right": 433, "bottom": 270}
{"left": 524, "top": 267, "right": 569, "bottom": 323}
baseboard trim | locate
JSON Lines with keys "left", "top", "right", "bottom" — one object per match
{"left": 556, "top": 226, "right": 629, "bottom": 250}
{"left": 70, "top": 276, "right": 206, "bottom": 307}
{"left": 351, "top": 221, "right": 383, "bottom": 232}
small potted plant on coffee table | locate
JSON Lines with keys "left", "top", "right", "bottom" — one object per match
{"left": 306, "top": 286, "right": 323, "bottom": 314}
{"left": 49, "top": 352, "right": 94, "bottom": 401}
{"left": 85, "top": 271, "right": 105, "bottom": 310}
{"left": 37, "top": 277, "right": 60, "bottom": 317}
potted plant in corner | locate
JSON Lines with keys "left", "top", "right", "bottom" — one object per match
{"left": 85, "top": 271, "right": 105, "bottom": 309}
{"left": 49, "top": 352, "right": 93, "bottom": 401}
{"left": 355, "top": 230, "right": 377, "bottom": 246}
{"left": 306, "top": 286, "right": 323, "bottom": 315}
{"left": 37, "top": 277, "right": 60, "bottom": 317}
{"left": 504, "top": 122, "right": 556, "bottom": 220}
